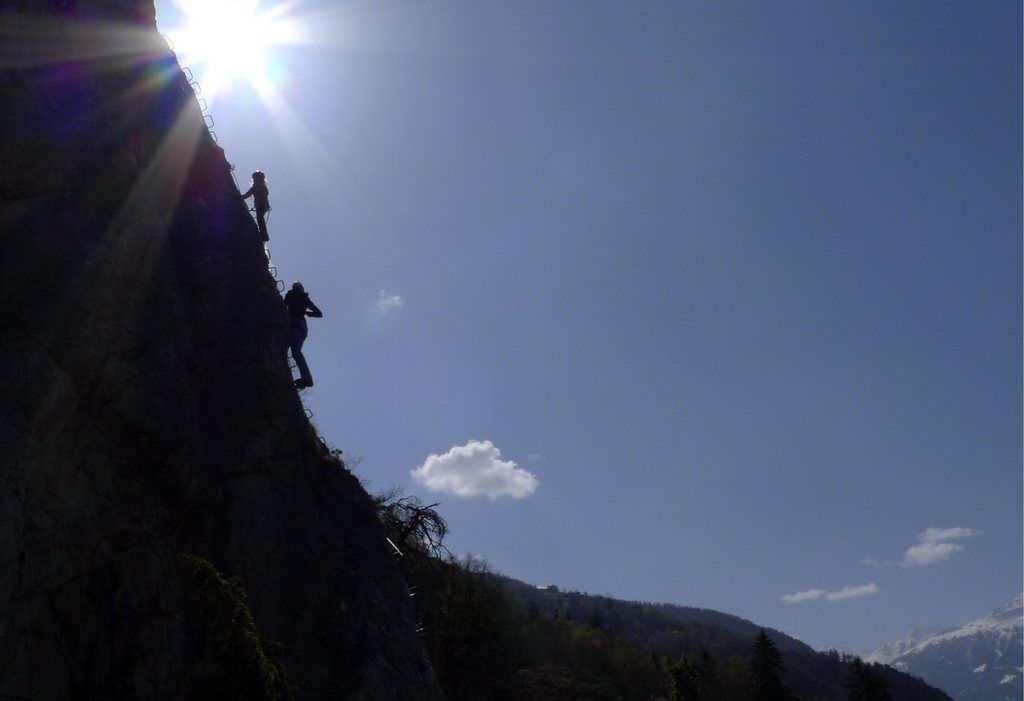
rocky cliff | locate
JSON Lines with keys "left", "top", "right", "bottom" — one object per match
{"left": 0, "top": 2, "right": 442, "bottom": 698}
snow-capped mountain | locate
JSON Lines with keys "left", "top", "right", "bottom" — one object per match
{"left": 867, "top": 595, "right": 1023, "bottom": 701}
{"left": 869, "top": 625, "right": 957, "bottom": 662}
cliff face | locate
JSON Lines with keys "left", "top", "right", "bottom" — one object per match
{"left": 0, "top": 2, "right": 442, "bottom": 699}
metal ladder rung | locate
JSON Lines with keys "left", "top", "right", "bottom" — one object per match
{"left": 385, "top": 538, "right": 404, "bottom": 558}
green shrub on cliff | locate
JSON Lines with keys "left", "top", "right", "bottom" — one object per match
{"left": 179, "top": 554, "right": 293, "bottom": 701}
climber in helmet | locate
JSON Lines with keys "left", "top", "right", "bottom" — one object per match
{"left": 283, "top": 281, "right": 323, "bottom": 389}
{"left": 241, "top": 170, "right": 271, "bottom": 242}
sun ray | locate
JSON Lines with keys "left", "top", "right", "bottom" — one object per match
{"left": 0, "top": 15, "right": 169, "bottom": 71}
{"left": 13, "top": 31, "right": 210, "bottom": 422}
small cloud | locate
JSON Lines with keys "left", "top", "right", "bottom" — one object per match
{"left": 899, "top": 526, "right": 979, "bottom": 567}
{"left": 782, "top": 589, "right": 827, "bottom": 605}
{"left": 825, "top": 583, "right": 879, "bottom": 602}
{"left": 411, "top": 439, "right": 539, "bottom": 500}
{"left": 901, "top": 541, "right": 964, "bottom": 567}
{"left": 918, "top": 527, "right": 981, "bottom": 543}
{"left": 864, "top": 526, "right": 980, "bottom": 569}
{"left": 374, "top": 289, "right": 403, "bottom": 313}
{"left": 782, "top": 583, "right": 879, "bottom": 605}
{"left": 527, "top": 453, "right": 545, "bottom": 463}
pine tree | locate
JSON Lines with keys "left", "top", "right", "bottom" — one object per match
{"left": 750, "top": 630, "right": 795, "bottom": 701}
{"left": 667, "top": 654, "right": 700, "bottom": 701}
{"left": 695, "top": 649, "right": 722, "bottom": 700}
{"left": 844, "top": 658, "right": 893, "bottom": 701}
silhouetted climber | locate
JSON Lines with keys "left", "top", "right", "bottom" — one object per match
{"left": 284, "top": 281, "right": 323, "bottom": 389}
{"left": 241, "top": 170, "right": 270, "bottom": 241}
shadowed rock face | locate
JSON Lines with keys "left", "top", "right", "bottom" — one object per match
{"left": 0, "top": 2, "right": 442, "bottom": 699}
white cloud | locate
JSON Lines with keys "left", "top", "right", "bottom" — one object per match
{"left": 411, "top": 440, "right": 538, "bottom": 500}
{"left": 898, "top": 526, "right": 979, "bottom": 567}
{"left": 782, "top": 589, "right": 826, "bottom": 605}
{"left": 901, "top": 541, "right": 964, "bottom": 567}
{"left": 862, "top": 526, "right": 980, "bottom": 569}
{"left": 527, "top": 453, "right": 545, "bottom": 463}
{"left": 918, "top": 527, "right": 981, "bottom": 543}
{"left": 825, "top": 583, "right": 880, "bottom": 602}
{"left": 782, "top": 583, "right": 879, "bottom": 605}
{"left": 374, "top": 289, "right": 403, "bottom": 313}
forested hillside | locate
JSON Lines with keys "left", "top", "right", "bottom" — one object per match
{"left": 379, "top": 497, "right": 952, "bottom": 701}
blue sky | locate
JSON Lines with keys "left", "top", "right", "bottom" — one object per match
{"left": 156, "top": 0, "right": 1021, "bottom": 651}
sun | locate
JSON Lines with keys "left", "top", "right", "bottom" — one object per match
{"left": 156, "top": 0, "right": 345, "bottom": 200}
{"left": 163, "top": 0, "right": 296, "bottom": 97}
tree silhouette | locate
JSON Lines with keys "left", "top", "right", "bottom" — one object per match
{"left": 667, "top": 654, "right": 700, "bottom": 701}
{"left": 695, "top": 649, "right": 722, "bottom": 699}
{"left": 377, "top": 493, "right": 449, "bottom": 558}
{"left": 844, "top": 658, "right": 893, "bottom": 701}
{"left": 750, "top": 630, "right": 795, "bottom": 701}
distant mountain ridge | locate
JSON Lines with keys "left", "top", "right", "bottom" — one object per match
{"left": 867, "top": 595, "right": 1023, "bottom": 701}
{"left": 869, "top": 625, "right": 958, "bottom": 663}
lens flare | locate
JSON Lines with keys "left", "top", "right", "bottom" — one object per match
{"left": 163, "top": 0, "right": 298, "bottom": 98}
